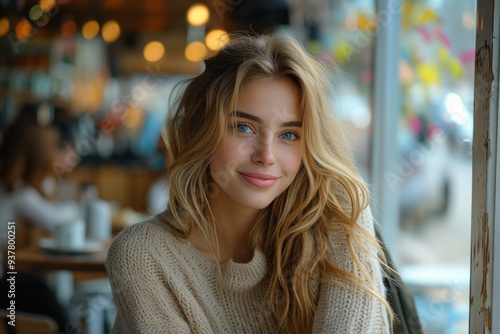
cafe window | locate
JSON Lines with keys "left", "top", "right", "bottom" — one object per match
{"left": 287, "top": 0, "right": 475, "bottom": 332}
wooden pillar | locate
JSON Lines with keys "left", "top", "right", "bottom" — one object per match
{"left": 470, "top": 0, "right": 500, "bottom": 333}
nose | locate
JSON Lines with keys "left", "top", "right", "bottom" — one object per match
{"left": 251, "top": 132, "right": 276, "bottom": 166}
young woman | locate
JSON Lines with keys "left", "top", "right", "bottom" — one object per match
{"left": 106, "top": 32, "right": 392, "bottom": 333}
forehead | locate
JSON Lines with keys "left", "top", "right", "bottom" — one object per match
{"left": 234, "top": 77, "right": 301, "bottom": 122}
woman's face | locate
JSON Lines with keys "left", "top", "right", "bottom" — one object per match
{"left": 209, "top": 77, "right": 303, "bottom": 211}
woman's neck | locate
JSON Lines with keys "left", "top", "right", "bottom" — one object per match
{"left": 190, "top": 192, "right": 261, "bottom": 264}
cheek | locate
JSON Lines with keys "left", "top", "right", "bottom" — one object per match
{"left": 209, "top": 155, "right": 230, "bottom": 190}
{"left": 227, "top": 136, "right": 254, "bottom": 157}
{"left": 286, "top": 147, "right": 303, "bottom": 176}
{"left": 209, "top": 140, "right": 241, "bottom": 180}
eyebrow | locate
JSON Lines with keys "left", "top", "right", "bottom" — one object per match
{"left": 233, "top": 111, "right": 302, "bottom": 127}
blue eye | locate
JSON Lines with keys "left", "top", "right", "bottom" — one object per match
{"left": 237, "top": 124, "right": 252, "bottom": 133}
{"left": 281, "top": 132, "right": 299, "bottom": 141}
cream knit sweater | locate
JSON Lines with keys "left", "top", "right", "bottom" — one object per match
{"left": 106, "top": 207, "right": 390, "bottom": 333}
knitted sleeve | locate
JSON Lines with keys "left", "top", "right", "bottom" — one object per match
{"left": 312, "top": 206, "right": 390, "bottom": 333}
{"left": 106, "top": 223, "right": 192, "bottom": 334}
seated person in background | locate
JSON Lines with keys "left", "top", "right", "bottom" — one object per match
{"left": 0, "top": 109, "right": 80, "bottom": 334}
{"left": 0, "top": 110, "right": 80, "bottom": 237}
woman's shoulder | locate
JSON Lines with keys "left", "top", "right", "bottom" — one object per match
{"left": 109, "top": 214, "right": 177, "bottom": 252}
{"left": 328, "top": 205, "right": 376, "bottom": 242}
{"left": 326, "top": 205, "right": 379, "bottom": 269}
{"left": 106, "top": 214, "right": 180, "bottom": 272}
{"left": 9, "top": 184, "right": 38, "bottom": 198}
{"left": 10, "top": 185, "right": 49, "bottom": 207}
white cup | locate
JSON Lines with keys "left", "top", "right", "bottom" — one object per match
{"left": 86, "top": 200, "right": 112, "bottom": 241}
{"left": 55, "top": 219, "right": 86, "bottom": 250}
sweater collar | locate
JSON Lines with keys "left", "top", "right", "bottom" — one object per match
{"left": 159, "top": 211, "right": 269, "bottom": 292}
{"left": 215, "top": 249, "right": 268, "bottom": 292}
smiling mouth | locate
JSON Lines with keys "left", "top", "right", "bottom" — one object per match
{"left": 237, "top": 172, "right": 279, "bottom": 180}
{"left": 237, "top": 172, "right": 279, "bottom": 188}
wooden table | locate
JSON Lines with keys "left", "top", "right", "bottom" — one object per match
{"left": 14, "top": 241, "right": 112, "bottom": 334}
{"left": 15, "top": 242, "right": 109, "bottom": 273}
{"left": 14, "top": 240, "right": 111, "bottom": 304}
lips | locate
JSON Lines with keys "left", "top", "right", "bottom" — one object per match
{"left": 237, "top": 172, "right": 279, "bottom": 188}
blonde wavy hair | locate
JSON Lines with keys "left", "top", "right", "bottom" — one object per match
{"left": 163, "top": 32, "right": 392, "bottom": 333}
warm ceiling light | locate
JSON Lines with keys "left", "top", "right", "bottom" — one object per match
{"left": 205, "top": 29, "right": 228, "bottom": 50}
{"left": 15, "top": 20, "right": 32, "bottom": 40}
{"left": 143, "top": 41, "right": 165, "bottom": 62}
{"left": 29, "top": 5, "right": 44, "bottom": 20}
{"left": 39, "top": 0, "right": 56, "bottom": 12}
{"left": 0, "top": 18, "right": 10, "bottom": 37}
{"left": 82, "top": 20, "right": 100, "bottom": 39}
{"left": 187, "top": 4, "right": 210, "bottom": 26}
{"left": 102, "top": 20, "right": 120, "bottom": 43}
{"left": 61, "top": 21, "right": 77, "bottom": 38}
{"left": 185, "top": 41, "right": 207, "bottom": 62}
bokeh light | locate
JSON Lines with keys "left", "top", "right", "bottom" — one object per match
{"left": 0, "top": 18, "right": 10, "bottom": 37}
{"left": 35, "top": 12, "right": 51, "bottom": 27}
{"left": 82, "top": 20, "right": 100, "bottom": 39}
{"left": 205, "top": 29, "right": 228, "bottom": 50}
{"left": 15, "top": 20, "right": 32, "bottom": 40}
{"left": 102, "top": 20, "right": 120, "bottom": 43}
{"left": 39, "top": 0, "right": 56, "bottom": 12}
{"left": 185, "top": 41, "right": 207, "bottom": 62}
{"left": 122, "top": 106, "right": 143, "bottom": 129}
{"left": 143, "top": 41, "right": 165, "bottom": 62}
{"left": 187, "top": 4, "right": 209, "bottom": 26}
{"left": 29, "top": 5, "right": 44, "bottom": 21}
{"left": 344, "top": 12, "right": 357, "bottom": 31}
{"left": 61, "top": 21, "right": 77, "bottom": 38}
{"left": 462, "top": 12, "right": 475, "bottom": 31}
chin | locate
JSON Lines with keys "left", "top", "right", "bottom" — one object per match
{"left": 236, "top": 195, "right": 275, "bottom": 211}
{"left": 251, "top": 201, "right": 273, "bottom": 210}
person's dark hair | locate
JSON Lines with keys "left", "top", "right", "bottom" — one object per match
{"left": 0, "top": 116, "right": 59, "bottom": 193}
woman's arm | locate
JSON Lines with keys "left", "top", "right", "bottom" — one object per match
{"left": 106, "top": 225, "right": 192, "bottom": 334}
{"left": 312, "top": 206, "right": 390, "bottom": 333}
{"left": 15, "top": 187, "right": 79, "bottom": 233}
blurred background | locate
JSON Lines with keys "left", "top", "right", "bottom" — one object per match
{"left": 0, "top": 0, "right": 475, "bottom": 333}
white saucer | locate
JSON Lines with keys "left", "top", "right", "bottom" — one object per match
{"left": 39, "top": 238, "right": 103, "bottom": 255}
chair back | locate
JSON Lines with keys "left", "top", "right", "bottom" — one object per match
{"left": 0, "top": 309, "right": 58, "bottom": 334}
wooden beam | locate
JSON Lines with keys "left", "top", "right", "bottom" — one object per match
{"left": 470, "top": 0, "right": 500, "bottom": 333}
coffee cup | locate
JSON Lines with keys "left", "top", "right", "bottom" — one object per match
{"left": 86, "top": 200, "right": 112, "bottom": 241}
{"left": 55, "top": 219, "right": 86, "bottom": 250}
